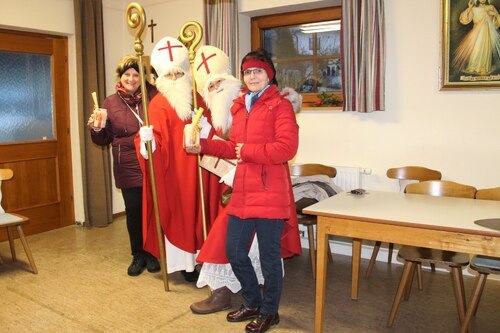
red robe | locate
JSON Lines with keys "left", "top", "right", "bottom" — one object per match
{"left": 136, "top": 92, "right": 223, "bottom": 258}
{"left": 196, "top": 180, "right": 301, "bottom": 264}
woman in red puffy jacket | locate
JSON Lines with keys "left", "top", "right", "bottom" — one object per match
{"left": 187, "top": 48, "right": 299, "bottom": 333}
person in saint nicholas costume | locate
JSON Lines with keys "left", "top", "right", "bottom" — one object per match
{"left": 187, "top": 45, "right": 303, "bottom": 314}
{"left": 135, "top": 37, "right": 224, "bottom": 282}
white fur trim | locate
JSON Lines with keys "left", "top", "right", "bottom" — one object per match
{"left": 281, "top": 87, "right": 302, "bottom": 113}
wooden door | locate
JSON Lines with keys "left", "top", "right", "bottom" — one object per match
{"left": 0, "top": 30, "right": 74, "bottom": 240}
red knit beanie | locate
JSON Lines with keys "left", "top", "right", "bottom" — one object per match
{"left": 241, "top": 58, "right": 274, "bottom": 81}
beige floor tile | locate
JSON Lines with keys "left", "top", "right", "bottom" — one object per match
{"left": 1, "top": 217, "right": 499, "bottom": 332}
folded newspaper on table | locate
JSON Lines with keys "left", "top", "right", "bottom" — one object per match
{"left": 199, "top": 135, "right": 237, "bottom": 178}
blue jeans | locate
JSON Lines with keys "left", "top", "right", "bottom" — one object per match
{"left": 226, "top": 215, "right": 284, "bottom": 315}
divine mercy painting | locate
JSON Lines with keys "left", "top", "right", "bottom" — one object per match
{"left": 441, "top": 0, "right": 500, "bottom": 89}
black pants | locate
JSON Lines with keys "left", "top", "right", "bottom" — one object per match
{"left": 121, "top": 187, "right": 143, "bottom": 256}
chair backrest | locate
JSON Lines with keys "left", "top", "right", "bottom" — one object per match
{"left": 0, "top": 168, "right": 13, "bottom": 181}
{"left": 289, "top": 163, "right": 337, "bottom": 178}
{"left": 0, "top": 168, "right": 13, "bottom": 214}
{"left": 475, "top": 187, "right": 500, "bottom": 201}
{"left": 386, "top": 166, "right": 442, "bottom": 182}
{"left": 387, "top": 166, "right": 442, "bottom": 193}
{"left": 290, "top": 164, "right": 337, "bottom": 222}
{"left": 405, "top": 180, "right": 476, "bottom": 199}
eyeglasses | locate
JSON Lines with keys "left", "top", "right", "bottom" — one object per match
{"left": 243, "top": 68, "right": 265, "bottom": 76}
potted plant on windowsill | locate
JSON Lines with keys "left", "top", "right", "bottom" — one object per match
{"left": 312, "top": 92, "right": 342, "bottom": 107}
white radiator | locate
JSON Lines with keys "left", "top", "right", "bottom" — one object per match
{"left": 333, "top": 166, "right": 362, "bottom": 191}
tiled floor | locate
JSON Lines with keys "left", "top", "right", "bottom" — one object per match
{"left": 1, "top": 217, "right": 499, "bottom": 332}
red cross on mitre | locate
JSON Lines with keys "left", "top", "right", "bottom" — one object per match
{"left": 196, "top": 52, "right": 217, "bottom": 75}
{"left": 158, "top": 40, "right": 183, "bottom": 62}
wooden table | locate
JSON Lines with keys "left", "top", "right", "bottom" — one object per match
{"left": 303, "top": 191, "right": 500, "bottom": 333}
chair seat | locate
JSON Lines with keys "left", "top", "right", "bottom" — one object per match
{"left": 297, "top": 213, "right": 317, "bottom": 226}
{"left": 0, "top": 213, "right": 37, "bottom": 274}
{"left": 0, "top": 213, "right": 26, "bottom": 225}
{"left": 1, "top": 169, "right": 38, "bottom": 274}
{"left": 389, "top": 245, "right": 469, "bottom": 328}
{"left": 460, "top": 254, "right": 500, "bottom": 333}
{"left": 470, "top": 255, "right": 500, "bottom": 274}
{"left": 398, "top": 246, "right": 469, "bottom": 267}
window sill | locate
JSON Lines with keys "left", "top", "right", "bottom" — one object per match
{"left": 301, "top": 106, "right": 343, "bottom": 111}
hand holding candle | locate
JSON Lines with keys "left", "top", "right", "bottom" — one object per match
{"left": 91, "top": 91, "right": 107, "bottom": 129}
{"left": 183, "top": 108, "right": 204, "bottom": 150}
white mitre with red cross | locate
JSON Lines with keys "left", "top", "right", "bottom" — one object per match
{"left": 151, "top": 36, "right": 189, "bottom": 78}
{"left": 193, "top": 45, "right": 231, "bottom": 95}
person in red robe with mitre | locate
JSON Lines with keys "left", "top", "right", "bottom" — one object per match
{"left": 135, "top": 36, "right": 223, "bottom": 282}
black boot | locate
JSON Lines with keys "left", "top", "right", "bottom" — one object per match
{"left": 181, "top": 269, "right": 199, "bottom": 282}
{"left": 127, "top": 254, "right": 146, "bottom": 276}
{"left": 145, "top": 252, "right": 161, "bottom": 273}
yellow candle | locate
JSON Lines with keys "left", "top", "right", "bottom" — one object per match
{"left": 192, "top": 107, "right": 204, "bottom": 126}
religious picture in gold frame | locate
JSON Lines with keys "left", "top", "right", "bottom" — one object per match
{"left": 440, "top": 0, "right": 500, "bottom": 90}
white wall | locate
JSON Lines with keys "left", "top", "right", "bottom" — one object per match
{"left": 0, "top": 0, "right": 85, "bottom": 222}
{"left": 1, "top": 0, "right": 74, "bottom": 34}
{"left": 3, "top": 0, "right": 499, "bottom": 222}
{"left": 239, "top": 0, "right": 335, "bottom": 15}
{"left": 240, "top": 0, "right": 500, "bottom": 192}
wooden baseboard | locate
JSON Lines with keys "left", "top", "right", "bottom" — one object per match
{"left": 112, "top": 211, "right": 126, "bottom": 219}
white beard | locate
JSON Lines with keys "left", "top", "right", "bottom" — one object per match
{"left": 156, "top": 73, "right": 193, "bottom": 121}
{"left": 204, "top": 76, "right": 242, "bottom": 134}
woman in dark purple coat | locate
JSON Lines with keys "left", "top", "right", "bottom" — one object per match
{"left": 87, "top": 55, "right": 159, "bottom": 276}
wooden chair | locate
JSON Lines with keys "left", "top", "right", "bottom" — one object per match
{"left": 0, "top": 168, "right": 38, "bottom": 274}
{"left": 366, "top": 166, "right": 442, "bottom": 277}
{"left": 460, "top": 187, "right": 500, "bottom": 333}
{"left": 290, "top": 163, "right": 337, "bottom": 279}
{"left": 387, "top": 180, "right": 476, "bottom": 327}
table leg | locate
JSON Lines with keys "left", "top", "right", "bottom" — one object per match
{"left": 351, "top": 238, "right": 361, "bottom": 300}
{"left": 315, "top": 217, "right": 329, "bottom": 333}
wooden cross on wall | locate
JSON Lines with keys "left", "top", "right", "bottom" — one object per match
{"left": 148, "top": 19, "right": 157, "bottom": 43}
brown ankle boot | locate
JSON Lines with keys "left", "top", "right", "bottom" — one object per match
{"left": 190, "top": 286, "right": 232, "bottom": 314}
